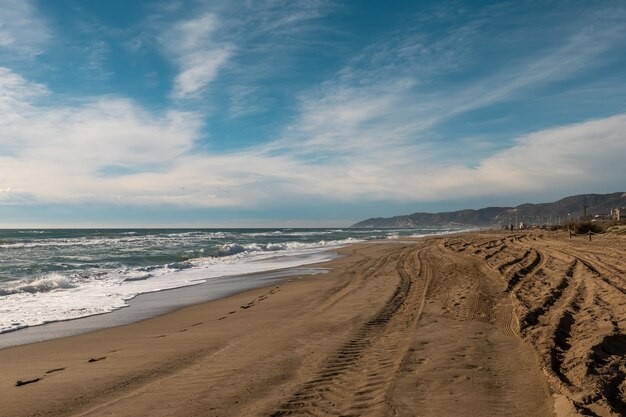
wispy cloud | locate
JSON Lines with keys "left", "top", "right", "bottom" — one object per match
{"left": 156, "top": 1, "right": 333, "bottom": 104}
{"left": 268, "top": 1, "right": 626, "bottom": 167}
{"left": 0, "top": 0, "right": 50, "bottom": 58}
{"left": 424, "top": 114, "right": 626, "bottom": 198}
{"left": 159, "top": 13, "right": 233, "bottom": 99}
{"left": 1, "top": 65, "right": 624, "bottom": 209}
{"left": 228, "top": 85, "right": 266, "bottom": 118}
{"left": 1, "top": 2, "right": 625, "bottom": 216}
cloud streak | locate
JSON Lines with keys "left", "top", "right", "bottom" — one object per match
{"left": 160, "top": 13, "right": 233, "bottom": 99}
{"left": 1, "top": 1, "right": 625, "bottom": 218}
{"left": 155, "top": 0, "right": 333, "bottom": 108}
{"left": 0, "top": 66, "right": 624, "bottom": 209}
{"left": 0, "top": 0, "right": 50, "bottom": 57}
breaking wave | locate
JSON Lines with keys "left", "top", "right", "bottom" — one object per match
{"left": 0, "top": 273, "right": 78, "bottom": 296}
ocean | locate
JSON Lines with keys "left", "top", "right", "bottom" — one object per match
{"left": 0, "top": 227, "right": 463, "bottom": 335}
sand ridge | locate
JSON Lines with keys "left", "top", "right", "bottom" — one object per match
{"left": 0, "top": 231, "right": 623, "bottom": 416}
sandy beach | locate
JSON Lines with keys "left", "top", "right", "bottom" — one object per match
{"left": 0, "top": 230, "right": 624, "bottom": 417}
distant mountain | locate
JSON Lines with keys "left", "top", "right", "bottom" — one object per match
{"left": 350, "top": 192, "right": 626, "bottom": 228}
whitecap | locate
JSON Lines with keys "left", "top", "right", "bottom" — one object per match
{"left": 0, "top": 273, "right": 78, "bottom": 296}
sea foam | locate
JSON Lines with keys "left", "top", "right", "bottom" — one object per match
{"left": 0, "top": 239, "right": 353, "bottom": 334}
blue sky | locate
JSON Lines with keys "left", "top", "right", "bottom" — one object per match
{"left": 0, "top": 0, "right": 625, "bottom": 227}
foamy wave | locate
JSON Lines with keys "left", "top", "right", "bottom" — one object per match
{"left": 241, "top": 230, "right": 337, "bottom": 238}
{"left": 0, "top": 273, "right": 78, "bottom": 296}
{"left": 1, "top": 228, "right": 468, "bottom": 335}
{"left": 122, "top": 272, "right": 153, "bottom": 282}
{"left": 0, "top": 231, "right": 229, "bottom": 249}
{"left": 216, "top": 238, "right": 360, "bottom": 257}
{"left": 407, "top": 228, "right": 473, "bottom": 238}
{"left": 0, "top": 246, "right": 341, "bottom": 334}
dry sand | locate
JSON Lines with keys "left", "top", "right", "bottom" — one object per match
{"left": 0, "top": 231, "right": 623, "bottom": 417}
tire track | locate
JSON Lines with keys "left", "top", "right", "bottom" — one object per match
{"left": 484, "top": 243, "right": 508, "bottom": 261}
{"left": 438, "top": 239, "right": 517, "bottom": 335}
{"left": 497, "top": 249, "right": 532, "bottom": 273}
{"left": 520, "top": 260, "right": 577, "bottom": 329}
{"left": 505, "top": 249, "right": 544, "bottom": 292}
{"left": 268, "top": 247, "right": 431, "bottom": 417}
{"left": 555, "top": 248, "right": 626, "bottom": 297}
{"left": 316, "top": 247, "right": 403, "bottom": 313}
{"left": 588, "top": 333, "right": 626, "bottom": 414}
{"left": 425, "top": 232, "right": 624, "bottom": 417}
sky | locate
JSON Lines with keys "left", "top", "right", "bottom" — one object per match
{"left": 0, "top": 0, "right": 625, "bottom": 227}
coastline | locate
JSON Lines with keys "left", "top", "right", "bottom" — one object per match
{"left": 1, "top": 231, "right": 623, "bottom": 417}
{"left": 0, "top": 230, "right": 468, "bottom": 348}
{"left": 0, "top": 228, "right": 467, "bottom": 336}
{"left": 0, "top": 265, "right": 331, "bottom": 349}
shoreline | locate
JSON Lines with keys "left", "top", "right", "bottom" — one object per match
{"left": 0, "top": 264, "right": 332, "bottom": 350}
{"left": 0, "top": 228, "right": 469, "bottom": 337}
{"left": 0, "top": 232, "right": 466, "bottom": 349}
{"left": 1, "top": 231, "right": 622, "bottom": 417}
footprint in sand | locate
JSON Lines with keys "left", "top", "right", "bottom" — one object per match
{"left": 15, "top": 378, "right": 41, "bottom": 387}
{"left": 16, "top": 366, "right": 67, "bottom": 387}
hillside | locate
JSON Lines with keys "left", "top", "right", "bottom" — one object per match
{"left": 351, "top": 192, "right": 626, "bottom": 228}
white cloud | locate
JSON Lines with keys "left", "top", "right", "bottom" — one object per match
{"left": 0, "top": 187, "right": 36, "bottom": 204}
{"left": 0, "top": 67, "right": 48, "bottom": 108}
{"left": 228, "top": 86, "right": 265, "bottom": 118}
{"left": 156, "top": 2, "right": 332, "bottom": 101}
{"left": 0, "top": 0, "right": 50, "bottom": 57}
{"left": 1, "top": 4, "right": 625, "bottom": 212}
{"left": 160, "top": 13, "right": 233, "bottom": 99}
{"left": 424, "top": 115, "right": 626, "bottom": 199}
{"left": 262, "top": 4, "right": 626, "bottom": 170}
{"left": 1, "top": 64, "right": 623, "bottom": 208}
{"left": 0, "top": 68, "right": 204, "bottom": 204}
{"left": 174, "top": 48, "right": 232, "bottom": 98}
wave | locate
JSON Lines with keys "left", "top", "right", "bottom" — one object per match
{"left": 0, "top": 229, "right": 464, "bottom": 335}
{"left": 0, "top": 244, "right": 342, "bottom": 334}
{"left": 122, "top": 272, "right": 154, "bottom": 282}
{"left": 241, "top": 230, "right": 338, "bottom": 238}
{"left": 0, "top": 273, "right": 78, "bottom": 296}
{"left": 0, "top": 231, "right": 231, "bottom": 249}
{"left": 216, "top": 238, "right": 361, "bottom": 257}
{"left": 407, "top": 228, "right": 475, "bottom": 238}
{"left": 0, "top": 237, "right": 359, "bottom": 299}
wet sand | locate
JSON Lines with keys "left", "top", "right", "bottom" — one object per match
{"left": 0, "top": 231, "right": 623, "bottom": 417}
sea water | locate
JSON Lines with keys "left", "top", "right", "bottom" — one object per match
{"left": 0, "top": 227, "right": 462, "bottom": 334}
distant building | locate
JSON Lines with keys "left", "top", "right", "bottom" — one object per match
{"left": 612, "top": 208, "right": 621, "bottom": 221}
